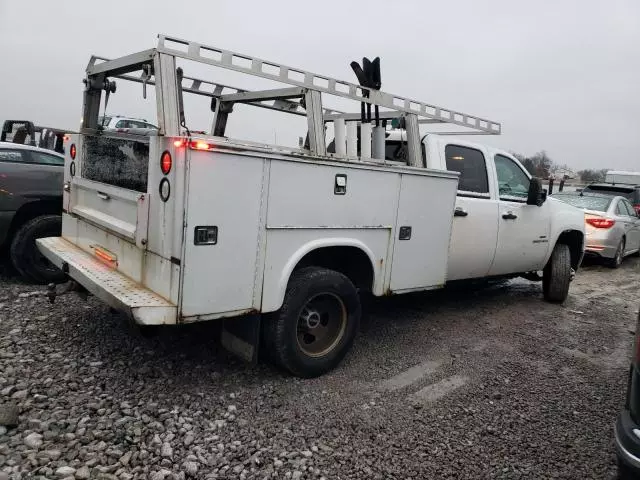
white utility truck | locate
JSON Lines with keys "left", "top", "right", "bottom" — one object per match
{"left": 38, "top": 35, "right": 585, "bottom": 377}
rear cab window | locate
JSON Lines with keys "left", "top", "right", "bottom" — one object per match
{"left": 445, "top": 145, "right": 489, "bottom": 196}
{"left": 385, "top": 141, "right": 409, "bottom": 163}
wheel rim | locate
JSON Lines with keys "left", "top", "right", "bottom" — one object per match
{"left": 296, "top": 293, "right": 347, "bottom": 357}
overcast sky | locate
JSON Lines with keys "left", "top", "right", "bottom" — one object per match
{"left": 1, "top": 0, "right": 638, "bottom": 170}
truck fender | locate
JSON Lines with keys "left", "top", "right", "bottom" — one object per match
{"left": 546, "top": 228, "right": 585, "bottom": 270}
{"left": 261, "top": 237, "right": 379, "bottom": 313}
{"left": 542, "top": 199, "right": 586, "bottom": 269}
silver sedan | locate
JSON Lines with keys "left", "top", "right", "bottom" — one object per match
{"left": 552, "top": 193, "right": 640, "bottom": 268}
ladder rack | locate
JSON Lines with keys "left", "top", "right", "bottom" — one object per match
{"left": 155, "top": 34, "right": 500, "bottom": 135}
{"left": 89, "top": 56, "right": 346, "bottom": 119}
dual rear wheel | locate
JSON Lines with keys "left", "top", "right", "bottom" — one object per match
{"left": 263, "top": 267, "right": 361, "bottom": 378}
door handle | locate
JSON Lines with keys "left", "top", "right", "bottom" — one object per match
{"left": 97, "top": 192, "right": 110, "bottom": 201}
{"left": 502, "top": 212, "right": 517, "bottom": 220}
{"left": 454, "top": 207, "right": 468, "bottom": 217}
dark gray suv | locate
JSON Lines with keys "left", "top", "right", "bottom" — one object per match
{"left": 0, "top": 142, "right": 65, "bottom": 283}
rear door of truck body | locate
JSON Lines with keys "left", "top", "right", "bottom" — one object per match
{"left": 63, "top": 133, "right": 184, "bottom": 304}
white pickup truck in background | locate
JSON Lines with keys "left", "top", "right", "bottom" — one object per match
{"left": 37, "top": 35, "right": 585, "bottom": 378}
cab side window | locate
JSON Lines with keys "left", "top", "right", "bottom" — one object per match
{"left": 494, "top": 154, "right": 530, "bottom": 200}
{"left": 445, "top": 145, "right": 489, "bottom": 194}
{"left": 0, "top": 149, "right": 26, "bottom": 163}
{"left": 29, "top": 151, "right": 64, "bottom": 166}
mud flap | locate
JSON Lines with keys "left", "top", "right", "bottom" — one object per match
{"left": 221, "top": 314, "right": 261, "bottom": 364}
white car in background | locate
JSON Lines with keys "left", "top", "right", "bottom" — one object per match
{"left": 98, "top": 115, "right": 158, "bottom": 133}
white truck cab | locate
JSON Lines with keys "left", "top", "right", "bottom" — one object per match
{"left": 37, "top": 35, "right": 584, "bottom": 377}
{"left": 383, "top": 132, "right": 586, "bottom": 284}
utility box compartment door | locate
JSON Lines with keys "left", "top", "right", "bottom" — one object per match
{"left": 180, "top": 151, "right": 265, "bottom": 318}
{"left": 390, "top": 173, "right": 458, "bottom": 291}
{"left": 267, "top": 161, "right": 399, "bottom": 228}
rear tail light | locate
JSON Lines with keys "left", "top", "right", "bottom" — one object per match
{"left": 70, "top": 144, "right": 76, "bottom": 160}
{"left": 160, "top": 151, "right": 172, "bottom": 175}
{"left": 634, "top": 204, "right": 640, "bottom": 215}
{"left": 586, "top": 218, "right": 615, "bottom": 229}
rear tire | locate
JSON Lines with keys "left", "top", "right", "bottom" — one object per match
{"left": 10, "top": 215, "right": 65, "bottom": 284}
{"left": 543, "top": 243, "right": 571, "bottom": 303}
{"left": 266, "top": 267, "right": 361, "bottom": 378}
{"left": 608, "top": 238, "right": 625, "bottom": 269}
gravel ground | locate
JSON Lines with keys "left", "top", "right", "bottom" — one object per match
{"left": 0, "top": 257, "right": 638, "bottom": 479}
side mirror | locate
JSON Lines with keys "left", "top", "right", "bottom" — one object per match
{"left": 527, "top": 177, "right": 546, "bottom": 206}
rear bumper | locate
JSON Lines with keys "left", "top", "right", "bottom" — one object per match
{"left": 616, "top": 410, "right": 640, "bottom": 472}
{"left": 584, "top": 246, "right": 617, "bottom": 259}
{"left": 36, "top": 236, "right": 177, "bottom": 325}
{"left": 585, "top": 232, "right": 618, "bottom": 258}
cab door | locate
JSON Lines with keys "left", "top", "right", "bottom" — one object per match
{"left": 488, "top": 153, "right": 551, "bottom": 275}
{"left": 445, "top": 144, "right": 500, "bottom": 281}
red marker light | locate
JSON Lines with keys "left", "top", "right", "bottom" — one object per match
{"left": 173, "top": 139, "right": 185, "bottom": 147}
{"left": 160, "top": 151, "right": 172, "bottom": 175}
{"left": 70, "top": 144, "right": 76, "bottom": 160}
{"left": 188, "top": 140, "right": 214, "bottom": 151}
{"left": 94, "top": 246, "right": 117, "bottom": 266}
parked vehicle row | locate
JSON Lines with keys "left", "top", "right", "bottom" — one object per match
{"left": 0, "top": 142, "right": 65, "bottom": 283}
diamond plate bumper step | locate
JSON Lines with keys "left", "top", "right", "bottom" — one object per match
{"left": 36, "top": 237, "right": 177, "bottom": 325}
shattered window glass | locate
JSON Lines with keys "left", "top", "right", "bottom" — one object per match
{"left": 82, "top": 136, "right": 149, "bottom": 193}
